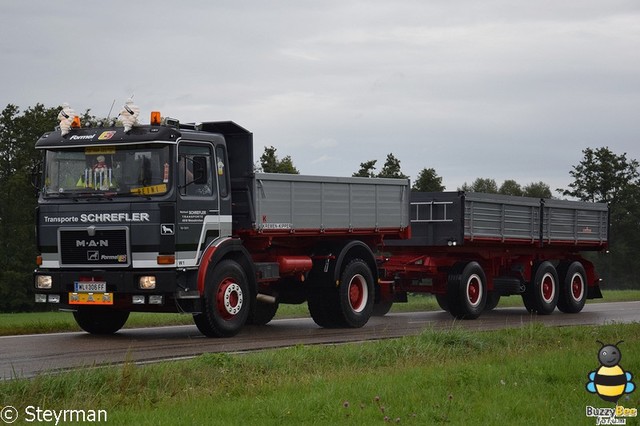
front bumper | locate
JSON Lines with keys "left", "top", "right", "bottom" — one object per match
{"left": 33, "top": 269, "right": 201, "bottom": 312}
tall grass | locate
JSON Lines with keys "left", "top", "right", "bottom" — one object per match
{"left": 1, "top": 323, "right": 639, "bottom": 424}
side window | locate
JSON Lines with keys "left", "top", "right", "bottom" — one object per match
{"left": 178, "top": 144, "right": 215, "bottom": 198}
{"left": 215, "top": 145, "right": 229, "bottom": 198}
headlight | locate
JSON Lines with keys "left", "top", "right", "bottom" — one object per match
{"left": 36, "top": 275, "right": 53, "bottom": 289}
{"left": 138, "top": 276, "right": 156, "bottom": 290}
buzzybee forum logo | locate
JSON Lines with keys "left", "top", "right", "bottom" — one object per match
{"left": 585, "top": 341, "right": 637, "bottom": 424}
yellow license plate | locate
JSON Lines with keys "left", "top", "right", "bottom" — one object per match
{"left": 69, "top": 292, "right": 114, "bottom": 305}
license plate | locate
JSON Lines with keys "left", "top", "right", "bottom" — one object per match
{"left": 74, "top": 281, "right": 107, "bottom": 292}
{"left": 69, "top": 292, "right": 113, "bottom": 305}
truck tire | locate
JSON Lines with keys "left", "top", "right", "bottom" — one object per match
{"left": 522, "top": 261, "right": 558, "bottom": 315}
{"left": 484, "top": 293, "right": 501, "bottom": 311}
{"left": 372, "top": 301, "right": 393, "bottom": 316}
{"left": 308, "top": 258, "right": 374, "bottom": 328}
{"left": 193, "top": 259, "right": 250, "bottom": 337}
{"left": 246, "top": 300, "right": 279, "bottom": 325}
{"left": 338, "top": 259, "right": 374, "bottom": 327}
{"left": 307, "top": 284, "right": 341, "bottom": 328}
{"left": 73, "top": 308, "right": 129, "bottom": 335}
{"left": 435, "top": 294, "right": 449, "bottom": 312}
{"left": 446, "top": 261, "right": 486, "bottom": 319}
{"left": 556, "top": 261, "right": 587, "bottom": 314}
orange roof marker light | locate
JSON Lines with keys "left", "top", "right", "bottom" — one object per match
{"left": 71, "top": 115, "right": 81, "bottom": 128}
{"left": 150, "top": 111, "right": 161, "bottom": 125}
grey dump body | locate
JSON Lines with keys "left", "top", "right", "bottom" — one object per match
{"left": 246, "top": 173, "right": 409, "bottom": 233}
{"left": 397, "top": 191, "right": 608, "bottom": 248}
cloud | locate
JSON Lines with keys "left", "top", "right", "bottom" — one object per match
{"left": 1, "top": 0, "right": 639, "bottom": 192}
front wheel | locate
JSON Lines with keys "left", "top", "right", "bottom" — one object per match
{"left": 73, "top": 308, "right": 129, "bottom": 335}
{"left": 194, "top": 259, "right": 250, "bottom": 337}
{"left": 522, "top": 261, "right": 559, "bottom": 315}
{"left": 446, "top": 261, "right": 486, "bottom": 319}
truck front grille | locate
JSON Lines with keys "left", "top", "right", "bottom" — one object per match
{"left": 59, "top": 228, "right": 130, "bottom": 267}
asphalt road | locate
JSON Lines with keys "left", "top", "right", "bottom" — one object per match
{"left": 2, "top": 301, "right": 639, "bottom": 379}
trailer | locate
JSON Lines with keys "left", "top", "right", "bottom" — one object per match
{"left": 381, "top": 191, "right": 608, "bottom": 319}
{"left": 32, "top": 106, "right": 608, "bottom": 336}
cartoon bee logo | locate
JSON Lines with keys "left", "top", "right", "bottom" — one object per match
{"left": 586, "top": 340, "right": 635, "bottom": 403}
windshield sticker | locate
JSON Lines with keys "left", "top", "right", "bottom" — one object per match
{"left": 85, "top": 146, "right": 116, "bottom": 155}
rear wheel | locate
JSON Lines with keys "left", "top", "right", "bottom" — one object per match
{"left": 194, "top": 259, "right": 250, "bottom": 337}
{"left": 308, "top": 258, "right": 374, "bottom": 328}
{"left": 522, "top": 261, "right": 558, "bottom": 315}
{"left": 73, "top": 308, "right": 129, "bottom": 335}
{"left": 446, "top": 261, "right": 486, "bottom": 319}
{"left": 556, "top": 261, "right": 587, "bottom": 313}
{"left": 371, "top": 300, "right": 393, "bottom": 316}
{"left": 307, "top": 284, "right": 340, "bottom": 328}
{"left": 246, "top": 299, "right": 279, "bottom": 325}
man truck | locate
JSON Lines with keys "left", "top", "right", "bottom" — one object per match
{"left": 33, "top": 109, "right": 609, "bottom": 337}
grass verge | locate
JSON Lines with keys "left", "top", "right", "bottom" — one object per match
{"left": 1, "top": 323, "right": 639, "bottom": 425}
{"left": 1, "top": 289, "right": 638, "bottom": 336}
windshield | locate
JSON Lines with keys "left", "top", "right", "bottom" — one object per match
{"left": 43, "top": 144, "right": 172, "bottom": 197}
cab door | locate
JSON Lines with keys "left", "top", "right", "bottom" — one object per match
{"left": 175, "top": 142, "right": 220, "bottom": 268}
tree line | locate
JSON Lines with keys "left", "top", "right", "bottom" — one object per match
{"left": 0, "top": 104, "right": 638, "bottom": 312}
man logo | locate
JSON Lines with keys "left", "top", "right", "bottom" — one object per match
{"left": 87, "top": 251, "right": 99, "bottom": 261}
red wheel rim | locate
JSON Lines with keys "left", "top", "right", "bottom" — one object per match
{"left": 541, "top": 273, "right": 555, "bottom": 303}
{"left": 571, "top": 273, "right": 584, "bottom": 302}
{"left": 348, "top": 274, "right": 368, "bottom": 313}
{"left": 466, "top": 274, "right": 482, "bottom": 307}
{"left": 216, "top": 278, "right": 243, "bottom": 320}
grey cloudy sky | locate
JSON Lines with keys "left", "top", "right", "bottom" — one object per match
{"left": 2, "top": 1, "right": 639, "bottom": 192}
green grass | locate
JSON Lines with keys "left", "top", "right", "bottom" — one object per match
{"left": 2, "top": 323, "right": 639, "bottom": 425}
{"left": 1, "top": 289, "right": 638, "bottom": 336}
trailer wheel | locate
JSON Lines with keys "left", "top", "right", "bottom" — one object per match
{"left": 446, "top": 261, "right": 486, "bottom": 319}
{"left": 73, "top": 308, "right": 129, "bottom": 335}
{"left": 484, "top": 293, "right": 501, "bottom": 311}
{"left": 246, "top": 299, "right": 279, "bottom": 325}
{"left": 522, "top": 261, "right": 558, "bottom": 315}
{"left": 194, "top": 259, "right": 250, "bottom": 337}
{"left": 556, "top": 261, "right": 587, "bottom": 314}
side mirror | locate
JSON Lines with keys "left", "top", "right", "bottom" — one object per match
{"left": 31, "top": 161, "right": 43, "bottom": 194}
